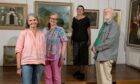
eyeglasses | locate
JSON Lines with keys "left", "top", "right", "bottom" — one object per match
{"left": 50, "top": 18, "right": 58, "bottom": 20}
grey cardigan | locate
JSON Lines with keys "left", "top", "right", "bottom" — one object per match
{"left": 93, "top": 19, "right": 120, "bottom": 61}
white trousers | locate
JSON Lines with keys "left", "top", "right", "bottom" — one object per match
{"left": 95, "top": 60, "right": 113, "bottom": 84}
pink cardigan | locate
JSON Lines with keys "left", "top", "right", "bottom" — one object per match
{"left": 15, "top": 29, "right": 46, "bottom": 65}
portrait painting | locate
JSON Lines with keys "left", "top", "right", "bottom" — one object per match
{"left": 127, "top": 0, "right": 140, "bottom": 47}
{"left": 84, "top": 9, "right": 99, "bottom": 29}
{"left": 3, "top": 46, "right": 16, "bottom": 66}
{"left": 113, "top": 9, "right": 121, "bottom": 26}
{"left": 0, "top": 3, "right": 27, "bottom": 30}
{"left": 35, "top": 1, "right": 72, "bottom": 33}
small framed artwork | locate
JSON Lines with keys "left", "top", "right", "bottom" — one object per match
{"left": 3, "top": 46, "right": 16, "bottom": 66}
{"left": 113, "top": 9, "right": 122, "bottom": 26}
{"left": 0, "top": 3, "right": 27, "bottom": 30}
{"left": 35, "top": 1, "right": 73, "bottom": 33}
{"left": 84, "top": 9, "right": 99, "bottom": 29}
{"left": 67, "top": 36, "right": 73, "bottom": 65}
{"left": 127, "top": 0, "right": 140, "bottom": 47}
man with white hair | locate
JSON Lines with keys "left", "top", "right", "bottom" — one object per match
{"left": 91, "top": 8, "right": 120, "bottom": 84}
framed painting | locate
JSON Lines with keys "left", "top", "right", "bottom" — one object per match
{"left": 84, "top": 9, "right": 99, "bottom": 29}
{"left": 0, "top": 3, "right": 27, "bottom": 30}
{"left": 127, "top": 0, "right": 140, "bottom": 47}
{"left": 67, "top": 36, "right": 73, "bottom": 65}
{"left": 113, "top": 9, "right": 121, "bottom": 26}
{"left": 35, "top": 1, "right": 73, "bottom": 33}
{"left": 3, "top": 46, "right": 16, "bottom": 66}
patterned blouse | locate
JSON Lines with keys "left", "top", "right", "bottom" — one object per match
{"left": 44, "top": 26, "right": 67, "bottom": 61}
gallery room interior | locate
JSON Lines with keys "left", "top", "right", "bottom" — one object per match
{"left": 0, "top": 0, "right": 140, "bottom": 84}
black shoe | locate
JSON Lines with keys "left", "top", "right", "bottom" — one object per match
{"left": 112, "top": 81, "right": 116, "bottom": 84}
{"left": 72, "top": 70, "right": 80, "bottom": 77}
{"left": 76, "top": 73, "right": 85, "bottom": 80}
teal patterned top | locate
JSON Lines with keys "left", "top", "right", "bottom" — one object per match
{"left": 44, "top": 26, "right": 68, "bottom": 61}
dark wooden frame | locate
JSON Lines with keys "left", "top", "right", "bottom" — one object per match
{"left": 127, "top": 0, "right": 140, "bottom": 47}
{"left": 84, "top": 9, "right": 99, "bottom": 29}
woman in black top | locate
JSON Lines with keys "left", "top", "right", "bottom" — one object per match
{"left": 71, "top": 5, "right": 91, "bottom": 80}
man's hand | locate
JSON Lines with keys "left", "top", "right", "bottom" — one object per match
{"left": 91, "top": 47, "right": 96, "bottom": 54}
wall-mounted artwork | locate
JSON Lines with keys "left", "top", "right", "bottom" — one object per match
{"left": 0, "top": 3, "right": 27, "bottom": 30}
{"left": 84, "top": 9, "right": 99, "bottom": 29}
{"left": 127, "top": 0, "right": 140, "bottom": 47}
{"left": 113, "top": 9, "right": 121, "bottom": 26}
{"left": 67, "top": 36, "right": 73, "bottom": 65}
{"left": 35, "top": 1, "right": 72, "bottom": 33}
{"left": 3, "top": 46, "right": 16, "bottom": 66}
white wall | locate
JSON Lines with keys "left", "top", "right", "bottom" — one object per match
{"left": 0, "top": 0, "right": 139, "bottom": 67}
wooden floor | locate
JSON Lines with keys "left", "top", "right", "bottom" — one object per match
{"left": 0, "top": 64, "right": 140, "bottom": 84}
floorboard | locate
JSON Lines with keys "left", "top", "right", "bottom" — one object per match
{"left": 0, "top": 64, "right": 139, "bottom": 84}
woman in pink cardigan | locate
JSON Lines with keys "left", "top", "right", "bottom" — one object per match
{"left": 15, "top": 13, "right": 46, "bottom": 84}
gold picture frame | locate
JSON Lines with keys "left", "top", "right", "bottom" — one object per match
{"left": 67, "top": 36, "right": 73, "bottom": 65}
{"left": 34, "top": 1, "right": 73, "bottom": 33}
{"left": 3, "top": 46, "right": 16, "bottom": 66}
{"left": 84, "top": 9, "right": 99, "bottom": 29}
{"left": 113, "top": 9, "right": 122, "bottom": 26}
{"left": 0, "top": 3, "right": 27, "bottom": 30}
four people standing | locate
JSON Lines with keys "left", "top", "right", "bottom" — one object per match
{"left": 91, "top": 8, "right": 120, "bottom": 84}
{"left": 16, "top": 5, "right": 120, "bottom": 84}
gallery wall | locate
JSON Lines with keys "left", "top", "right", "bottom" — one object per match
{"left": 0, "top": 0, "right": 139, "bottom": 68}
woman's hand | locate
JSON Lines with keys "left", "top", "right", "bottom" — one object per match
{"left": 16, "top": 69, "right": 22, "bottom": 76}
{"left": 58, "top": 58, "right": 64, "bottom": 67}
{"left": 87, "top": 40, "right": 91, "bottom": 47}
{"left": 16, "top": 53, "right": 22, "bottom": 76}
